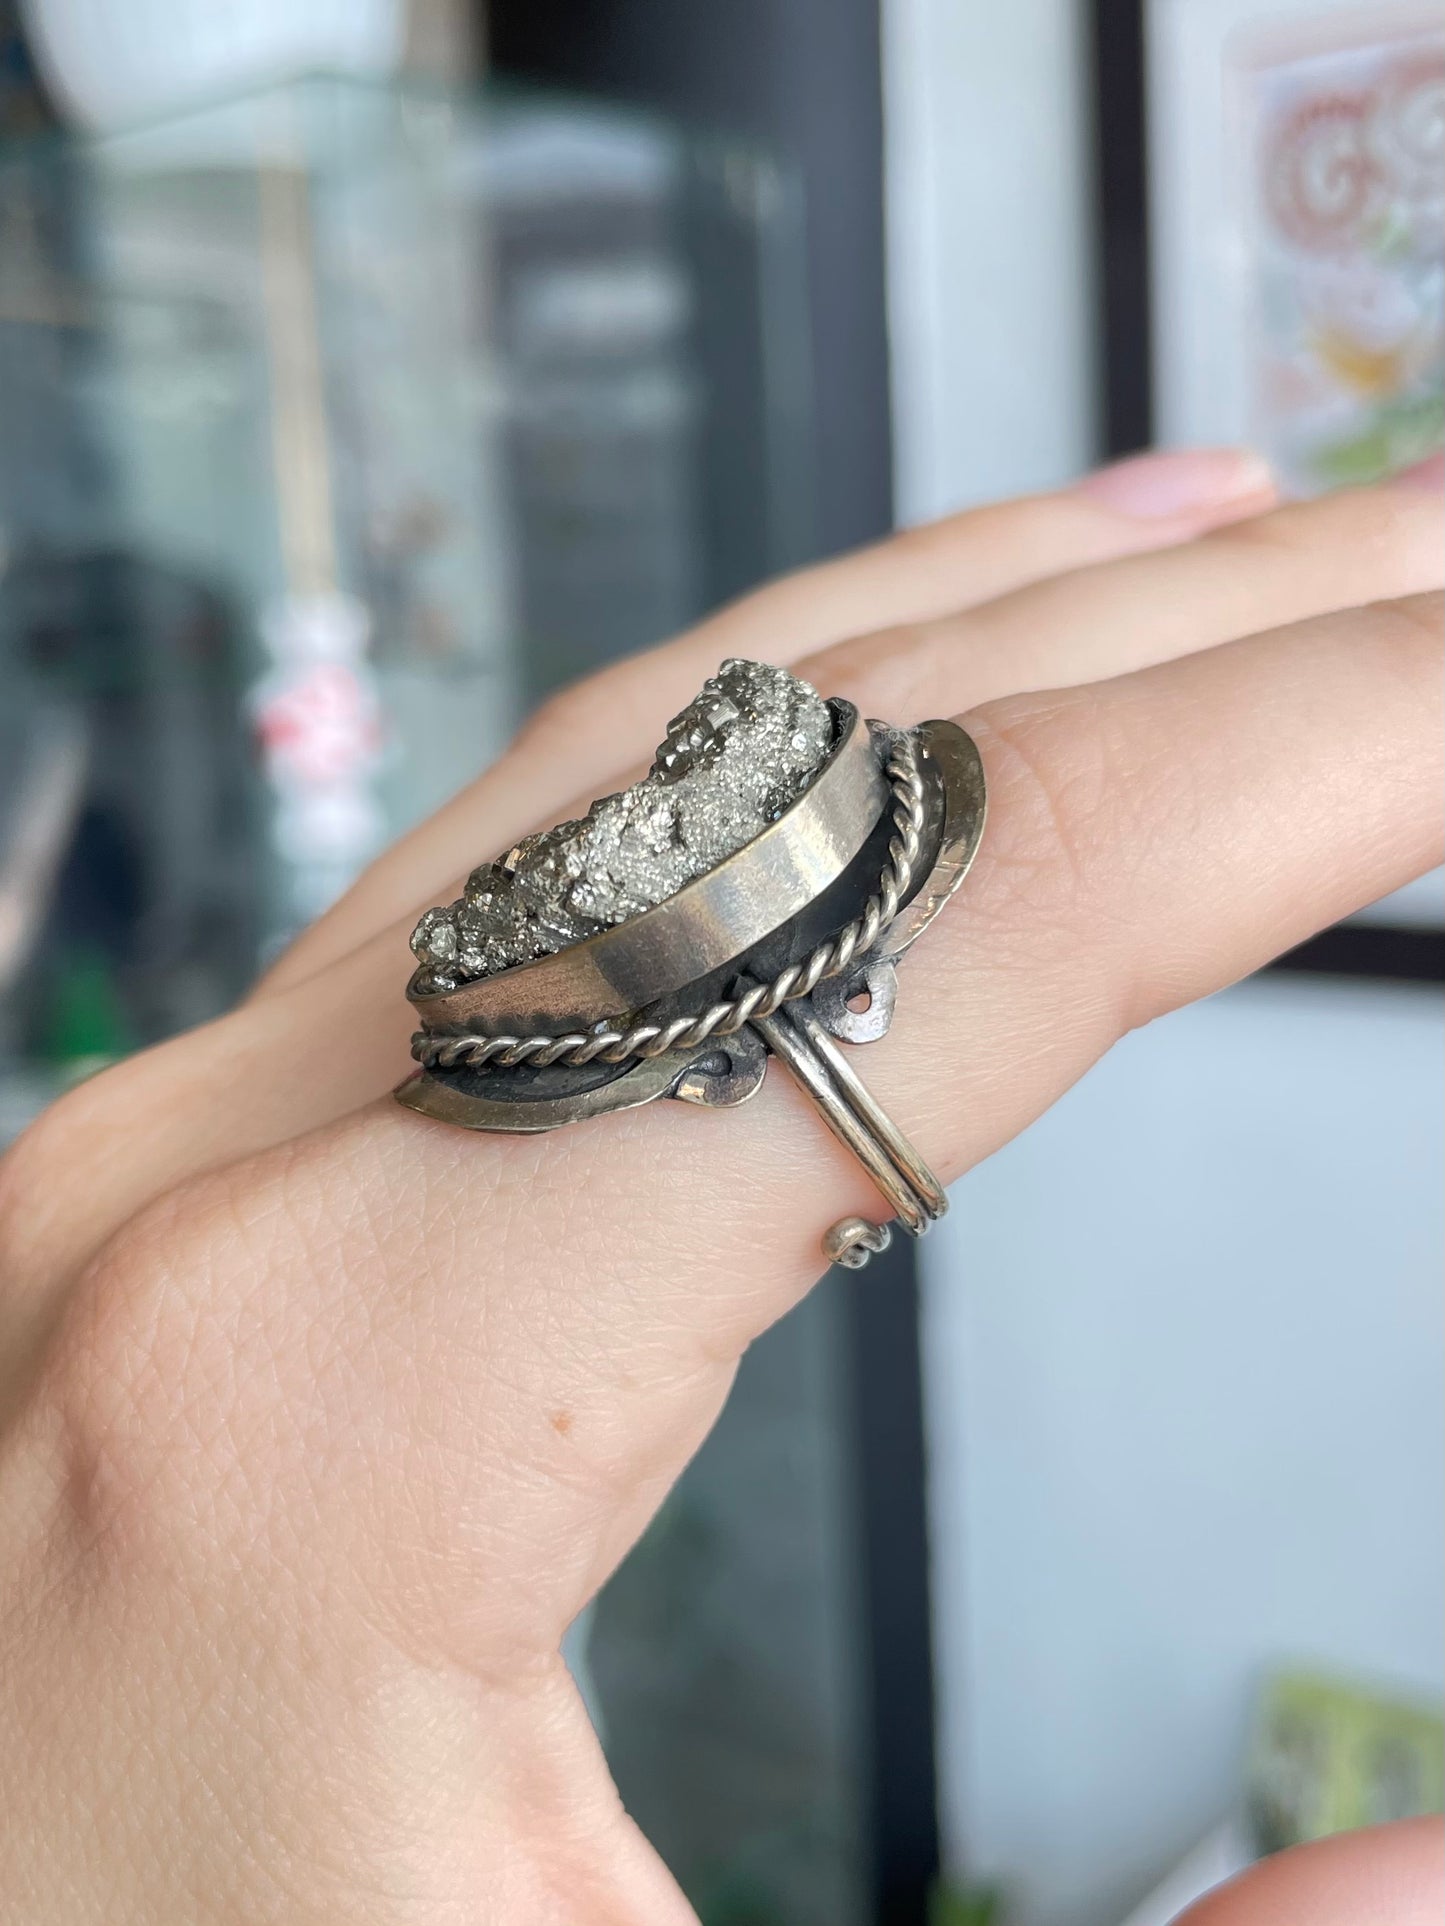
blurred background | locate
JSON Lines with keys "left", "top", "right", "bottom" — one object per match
{"left": 0, "top": 2, "right": 1440, "bottom": 1923}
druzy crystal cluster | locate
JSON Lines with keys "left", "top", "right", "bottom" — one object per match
{"left": 410, "top": 657, "right": 834, "bottom": 992}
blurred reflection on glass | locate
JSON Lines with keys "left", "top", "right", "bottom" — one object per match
{"left": 0, "top": 72, "right": 863, "bottom": 1926}
{"left": 0, "top": 75, "right": 810, "bottom": 1117}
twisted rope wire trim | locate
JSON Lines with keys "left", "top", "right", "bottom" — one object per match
{"left": 412, "top": 732, "right": 926, "bottom": 1073}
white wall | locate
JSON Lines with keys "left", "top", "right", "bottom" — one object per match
{"left": 882, "top": 0, "right": 1096, "bottom": 523}
{"left": 921, "top": 979, "right": 1444, "bottom": 1926}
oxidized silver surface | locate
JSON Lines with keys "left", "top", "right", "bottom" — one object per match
{"left": 397, "top": 658, "right": 987, "bottom": 1270}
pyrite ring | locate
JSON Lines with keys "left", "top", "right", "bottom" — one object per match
{"left": 395, "top": 658, "right": 986, "bottom": 1269}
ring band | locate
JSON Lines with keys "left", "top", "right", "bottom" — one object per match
{"left": 750, "top": 994, "right": 947, "bottom": 1267}
{"left": 396, "top": 658, "right": 986, "bottom": 1269}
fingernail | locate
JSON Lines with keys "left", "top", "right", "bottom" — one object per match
{"left": 1078, "top": 447, "right": 1274, "bottom": 518}
{"left": 1392, "top": 451, "right": 1445, "bottom": 491}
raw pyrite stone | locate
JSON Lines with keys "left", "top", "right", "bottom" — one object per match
{"left": 409, "top": 657, "right": 835, "bottom": 991}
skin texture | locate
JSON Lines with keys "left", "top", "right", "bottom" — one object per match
{"left": 1177, "top": 1819, "right": 1444, "bottom": 1926}
{"left": 0, "top": 452, "right": 1441, "bottom": 1923}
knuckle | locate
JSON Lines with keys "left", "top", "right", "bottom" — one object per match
{"left": 40, "top": 1157, "right": 298, "bottom": 1563}
{"left": 968, "top": 691, "right": 1121, "bottom": 930}
{"left": 39, "top": 1119, "right": 397, "bottom": 1578}
{"left": 967, "top": 682, "right": 1184, "bottom": 959}
{"left": 0, "top": 1118, "right": 50, "bottom": 1283}
{"left": 1306, "top": 590, "right": 1444, "bottom": 701}
{"left": 511, "top": 669, "right": 615, "bottom": 756}
{"left": 56, "top": 1175, "right": 223, "bottom": 1405}
{"left": 885, "top": 505, "right": 982, "bottom": 563}
{"left": 0, "top": 1081, "right": 106, "bottom": 1282}
{"left": 512, "top": 682, "right": 578, "bottom": 750}
{"left": 1213, "top": 486, "right": 1442, "bottom": 587}
{"left": 804, "top": 614, "right": 989, "bottom": 727}
{"left": 1369, "top": 587, "right": 1444, "bottom": 651}
{"left": 1348, "top": 592, "right": 1445, "bottom": 724}
{"left": 805, "top": 618, "right": 930, "bottom": 699}
{"left": 34, "top": 1186, "right": 216, "bottom": 1575}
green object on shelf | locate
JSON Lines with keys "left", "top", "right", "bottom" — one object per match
{"left": 39, "top": 949, "right": 132, "bottom": 1070}
{"left": 1305, "top": 390, "right": 1445, "bottom": 489}
{"left": 929, "top": 1881, "right": 1004, "bottom": 1926}
{"left": 1248, "top": 1671, "right": 1445, "bottom": 1856}
{"left": 694, "top": 1865, "right": 786, "bottom": 1926}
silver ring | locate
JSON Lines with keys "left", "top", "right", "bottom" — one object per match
{"left": 395, "top": 657, "right": 986, "bottom": 1269}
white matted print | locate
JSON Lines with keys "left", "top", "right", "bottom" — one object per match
{"left": 1148, "top": 0, "right": 1444, "bottom": 930}
{"left": 1147, "top": 0, "right": 1443, "bottom": 483}
{"left": 1235, "top": 15, "right": 1444, "bottom": 491}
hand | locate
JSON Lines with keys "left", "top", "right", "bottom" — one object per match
{"left": 1, "top": 451, "right": 1440, "bottom": 1922}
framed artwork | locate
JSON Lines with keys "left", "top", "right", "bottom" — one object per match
{"left": 1234, "top": 12, "right": 1444, "bottom": 494}
{"left": 1096, "top": 0, "right": 1445, "bottom": 979}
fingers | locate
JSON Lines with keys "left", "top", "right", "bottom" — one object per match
{"left": 4, "top": 487, "right": 1438, "bottom": 1328}
{"left": 679, "top": 445, "right": 1277, "bottom": 663}
{"left": 42, "top": 593, "right": 1442, "bottom": 1666}
{"left": 809, "top": 476, "right": 1444, "bottom": 726}
{"left": 256, "top": 448, "right": 1275, "bottom": 1000}
{"left": 1176, "top": 1819, "right": 1442, "bottom": 1926}
{"left": 259, "top": 479, "right": 1437, "bottom": 1002}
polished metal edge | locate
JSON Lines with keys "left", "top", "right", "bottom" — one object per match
{"left": 393, "top": 1055, "right": 684, "bottom": 1133}
{"left": 409, "top": 698, "right": 888, "bottom": 1033}
{"left": 878, "top": 717, "right": 987, "bottom": 959}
